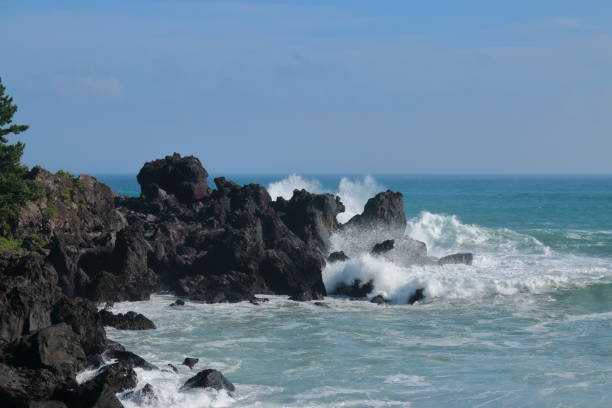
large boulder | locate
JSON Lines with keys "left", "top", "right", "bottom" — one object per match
{"left": 181, "top": 369, "right": 235, "bottom": 392}
{"left": 274, "top": 189, "right": 345, "bottom": 251}
{"left": 343, "top": 190, "right": 406, "bottom": 235}
{"left": 2, "top": 323, "right": 85, "bottom": 375}
{"left": 137, "top": 153, "right": 211, "bottom": 204}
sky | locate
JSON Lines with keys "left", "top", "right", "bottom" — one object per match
{"left": 1, "top": 0, "right": 612, "bottom": 174}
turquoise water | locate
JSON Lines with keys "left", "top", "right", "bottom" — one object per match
{"left": 97, "top": 174, "right": 612, "bottom": 407}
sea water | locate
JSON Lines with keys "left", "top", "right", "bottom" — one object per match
{"left": 96, "top": 174, "right": 612, "bottom": 407}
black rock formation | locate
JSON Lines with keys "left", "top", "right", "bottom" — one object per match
{"left": 408, "top": 288, "right": 425, "bottom": 304}
{"left": 181, "top": 369, "right": 235, "bottom": 392}
{"left": 99, "top": 310, "right": 156, "bottom": 330}
{"left": 371, "top": 239, "right": 394, "bottom": 255}
{"left": 331, "top": 279, "right": 374, "bottom": 298}
{"left": 327, "top": 251, "right": 349, "bottom": 263}
{"left": 343, "top": 190, "right": 406, "bottom": 235}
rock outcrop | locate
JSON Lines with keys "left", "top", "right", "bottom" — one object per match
{"left": 137, "top": 153, "right": 211, "bottom": 204}
{"left": 343, "top": 190, "right": 406, "bottom": 236}
{"left": 181, "top": 369, "right": 235, "bottom": 392}
{"left": 99, "top": 310, "right": 156, "bottom": 330}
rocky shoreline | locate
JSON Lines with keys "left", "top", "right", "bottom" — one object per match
{"left": 0, "top": 153, "right": 471, "bottom": 407}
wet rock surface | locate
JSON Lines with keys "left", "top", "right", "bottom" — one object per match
{"left": 99, "top": 310, "right": 156, "bottom": 330}
{"left": 181, "top": 369, "right": 235, "bottom": 392}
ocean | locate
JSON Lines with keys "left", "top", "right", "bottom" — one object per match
{"left": 95, "top": 173, "right": 612, "bottom": 407}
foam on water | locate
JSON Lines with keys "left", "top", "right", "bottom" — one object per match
{"left": 325, "top": 211, "right": 611, "bottom": 304}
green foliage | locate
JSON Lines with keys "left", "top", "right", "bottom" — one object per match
{"left": 0, "top": 236, "right": 22, "bottom": 252}
{"left": 0, "top": 77, "right": 38, "bottom": 238}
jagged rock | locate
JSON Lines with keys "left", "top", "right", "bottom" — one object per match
{"left": 370, "top": 295, "right": 387, "bottom": 305}
{"left": 50, "top": 298, "right": 106, "bottom": 355}
{"left": 343, "top": 190, "right": 406, "bottom": 235}
{"left": 371, "top": 239, "right": 394, "bottom": 255}
{"left": 438, "top": 253, "right": 473, "bottom": 266}
{"left": 273, "top": 189, "right": 345, "bottom": 251}
{"left": 181, "top": 369, "right": 235, "bottom": 392}
{"left": 327, "top": 251, "right": 349, "bottom": 263}
{"left": 331, "top": 279, "right": 374, "bottom": 298}
{"left": 182, "top": 357, "right": 199, "bottom": 369}
{"left": 137, "top": 153, "right": 211, "bottom": 204}
{"left": 166, "top": 364, "right": 179, "bottom": 373}
{"left": 408, "top": 288, "right": 425, "bottom": 304}
{"left": 103, "top": 350, "right": 157, "bottom": 371}
{"left": 99, "top": 310, "right": 156, "bottom": 330}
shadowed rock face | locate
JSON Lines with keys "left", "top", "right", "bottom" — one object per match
{"left": 99, "top": 310, "right": 156, "bottom": 330}
{"left": 181, "top": 369, "right": 235, "bottom": 392}
{"left": 273, "top": 189, "right": 345, "bottom": 252}
{"left": 343, "top": 190, "right": 406, "bottom": 236}
{"left": 137, "top": 153, "right": 211, "bottom": 204}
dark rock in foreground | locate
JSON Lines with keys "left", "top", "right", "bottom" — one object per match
{"left": 182, "top": 357, "right": 199, "bottom": 369}
{"left": 327, "top": 251, "right": 349, "bottom": 263}
{"left": 99, "top": 310, "right": 156, "bottom": 330}
{"left": 438, "top": 253, "right": 473, "bottom": 266}
{"left": 371, "top": 239, "right": 394, "bottom": 255}
{"left": 181, "top": 369, "right": 235, "bottom": 392}
{"left": 331, "top": 279, "right": 374, "bottom": 298}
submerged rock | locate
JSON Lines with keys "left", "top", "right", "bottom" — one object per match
{"left": 182, "top": 357, "right": 199, "bottom": 369}
{"left": 438, "top": 253, "right": 473, "bottom": 266}
{"left": 371, "top": 239, "right": 394, "bottom": 255}
{"left": 181, "top": 369, "right": 235, "bottom": 392}
{"left": 314, "top": 302, "right": 331, "bottom": 308}
{"left": 99, "top": 310, "right": 156, "bottom": 330}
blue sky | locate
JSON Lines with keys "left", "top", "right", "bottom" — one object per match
{"left": 2, "top": 0, "right": 611, "bottom": 174}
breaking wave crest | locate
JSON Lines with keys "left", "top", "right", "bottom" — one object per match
{"left": 405, "top": 211, "right": 550, "bottom": 257}
{"left": 267, "top": 174, "right": 323, "bottom": 201}
{"left": 325, "top": 212, "right": 611, "bottom": 304}
{"left": 267, "top": 174, "right": 384, "bottom": 223}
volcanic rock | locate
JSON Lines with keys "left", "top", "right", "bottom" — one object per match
{"left": 181, "top": 369, "right": 235, "bottom": 392}
{"left": 99, "top": 310, "right": 156, "bottom": 330}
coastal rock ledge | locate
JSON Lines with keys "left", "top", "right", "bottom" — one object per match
{"left": 0, "top": 152, "right": 410, "bottom": 407}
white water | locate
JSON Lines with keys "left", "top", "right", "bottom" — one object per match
{"left": 267, "top": 174, "right": 383, "bottom": 223}
{"left": 96, "top": 175, "right": 612, "bottom": 407}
